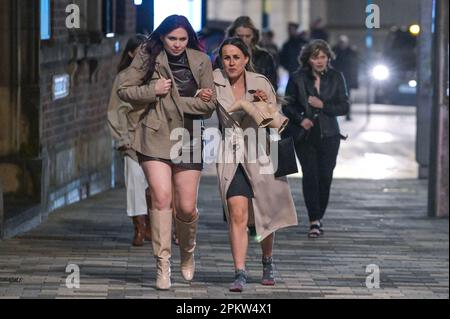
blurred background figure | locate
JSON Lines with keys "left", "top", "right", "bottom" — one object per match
{"left": 280, "top": 22, "right": 309, "bottom": 75}
{"left": 332, "top": 35, "right": 359, "bottom": 121}
{"left": 310, "top": 17, "right": 329, "bottom": 42}
{"left": 260, "top": 29, "right": 280, "bottom": 70}
{"left": 215, "top": 16, "right": 278, "bottom": 91}
{"left": 260, "top": 29, "right": 280, "bottom": 88}
{"left": 198, "top": 21, "right": 227, "bottom": 64}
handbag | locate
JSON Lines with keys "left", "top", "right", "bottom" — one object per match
{"left": 274, "top": 136, "right": 298, "bottom": 178}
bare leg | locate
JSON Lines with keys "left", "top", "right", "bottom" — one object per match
{"left": 141, "top": 161, "right": 173, "bottom": 211}
{"left": 260, "top": 233, "right": 274, "bottom": 258}
{"left": 172, "top": 167, "right": 201, "bottom": 221}
{"left": 227, "top": 196, "right": 249, "bottom": 270}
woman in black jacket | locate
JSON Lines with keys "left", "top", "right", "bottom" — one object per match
{"left": 282, "top": 40, "right": 349, "bottom": 238}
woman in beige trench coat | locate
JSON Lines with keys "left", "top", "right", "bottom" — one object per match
{"left": 199, "top": 37, "right": 298, "bottom": 292}
{"left": 117, "top": 15, "right": 216, "bottom": 290}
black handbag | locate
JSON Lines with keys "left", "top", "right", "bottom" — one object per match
{"left": 274, "top": 136, "right": 298, "bottom": 178}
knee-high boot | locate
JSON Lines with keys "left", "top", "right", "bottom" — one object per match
{"left": 144, "top": 189, "right": 152, "bottom": 241}
{"left": 175, "top": 211, "right": 199, "bottom": 281}
{"left": 150, "top": 209, "right": 173, "bottom": 290}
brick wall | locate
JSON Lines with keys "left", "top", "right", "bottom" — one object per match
{"left": 40, "top": 0, "right": 136, "bottom": 211}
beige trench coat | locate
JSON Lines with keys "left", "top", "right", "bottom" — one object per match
{"left": 214, "top": 69, "right": 298, "bottom": 241}
{"left": 117, "top": 47, "right": 216, "bottom": 160}
{"left": 107, "top": 75, "right": 146, "bottom": 162}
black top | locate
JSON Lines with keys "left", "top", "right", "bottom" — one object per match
{"left": 167, "top": 51, "right": 198, "bottom": 98}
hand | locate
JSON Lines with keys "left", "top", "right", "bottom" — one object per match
{"left": 118, "top": 144, "right": 132, "bottom": 151}
{"left": 252, "top": 89, "right": 268, "bottom": 102}
{"left": 308, "top": 96, "right": 324, "bottom": 109}
{"left": 300, "top": 119, "right": 314, "bottom": 130}
{"left": 198, "top": 88, "right": 213, "bottom": 102}
{"left": 155, "top": 77, "right": 172, "bottom": 96}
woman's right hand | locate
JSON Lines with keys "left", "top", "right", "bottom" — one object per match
{"left": 300, "top": 118, "right": 314, "bottom": 130}
{"left": 155, "top": 78, "right": 172, "bottom": 96}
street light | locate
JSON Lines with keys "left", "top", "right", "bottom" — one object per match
{"left": 372, "top": 64, "right": 390, "bottom": 81}
{"left": 409, "top": 24, "right": 421, "bottom": 36}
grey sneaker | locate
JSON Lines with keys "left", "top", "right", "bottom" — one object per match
{"left": 261, "top": 257, "right": 275, "bottom": 286}
{"left": 229, "top": 269, "right": 247, "bottom": 292}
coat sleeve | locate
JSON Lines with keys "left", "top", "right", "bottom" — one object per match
{"left": 179, "top": 56, "right": 217, "bottom": 118}
{"left": 322, "top": 72, "right": 350, "bottom": 117}
{"left": 115, "top": 103, "right": 132, "bottom": 147}
{"left": 107, "top": 78, "right": 131, "bottom": 147}
{"left": 282, "top": 76, "right": 305, "bottom": 126}
{"left": 117, "top": 48, "right": 159, "bottom": 105}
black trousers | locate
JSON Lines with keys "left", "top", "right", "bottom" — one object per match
{"left": 295, "top": 135, "right": 341, "bottom": 222}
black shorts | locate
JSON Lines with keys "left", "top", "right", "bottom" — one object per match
{"left": 226, "top": 164, "right": 254, "bottom": 199}
{"left": 137, "top": 153, "right": 204, "bottom": 171}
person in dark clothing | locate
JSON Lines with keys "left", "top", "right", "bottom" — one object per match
{"left": 310, "top": 18, "right": 329, "bottom": 42}
{"left": 214, "top": 16, "right": 278, "bottom": 91}
{"left": 279, "top": 22, "right": 309, "bottom": 75}
{"left": 332, "top": 35, "right": 359, "bottom": 120}
{"left": 260, "top": 29, "right": 280, "bottom": 70}
{"left": 282, "top": 40, "right": 349, "bottom": 238}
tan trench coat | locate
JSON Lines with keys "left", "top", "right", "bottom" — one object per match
{"left": 214, "top": 69, "right": 298, "bottom": 241}
{"left": 107, "top": 75, "right": 146, "bottom": 162}
{"left": 117, "top": 47, "right": 216, "bottom": 159}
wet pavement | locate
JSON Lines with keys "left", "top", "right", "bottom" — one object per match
{"left": 0, "top": 177, "right": 447, "bottom": 299}
{"left": 0, "top": 103, "right": 448, "bottom": 299}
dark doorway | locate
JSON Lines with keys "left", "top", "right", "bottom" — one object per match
{"left": 0, "top": 0, "right": 41, "bottom": 238}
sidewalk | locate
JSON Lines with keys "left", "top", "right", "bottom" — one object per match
{"left": 0, "top": 177, "right": 448, "bottom": 299}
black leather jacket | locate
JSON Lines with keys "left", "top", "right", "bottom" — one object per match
{"left": 252, "top": 46, "right": 278, "bottom": 91}
{"left": 282, "top": 68, "right": 350, "bottom": 139}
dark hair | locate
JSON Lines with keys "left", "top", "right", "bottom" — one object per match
{"left": 226, "top": 16, "right": 260, "bottom": 47}
{"left": 219, "top": 37, "right": 254, "bottom": 72}
{"left": 117, "top": 34, "right": 147, "bottom": 73}
{"left": 299, "top": 39, "right": 336, "bottom": 71}
{"left": 142, "top": 15, "right": 202, "bottom": 83}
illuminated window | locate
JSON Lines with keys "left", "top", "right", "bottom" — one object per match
{"left": 154, "top": 0, "right": 203, "bottom": 32}
{"left": 40, "top": 0, "right": 51, "bottom": 40}
{"left": 103, "top": 0, "right": 115, "bottom": 37}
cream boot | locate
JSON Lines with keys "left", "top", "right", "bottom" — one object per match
{"left": 254, "top": 101, "right": 289, "bottom": 133}
{"left": 175, "top": 212, "right": 199, "bottom": 281}
{"left": 150, "top": 209, "right": 173, "bottom": 290}
{"left": 144, "top": 189, "right": 152, "bottom": 241}
{"left": 228, "top": 100, "right": 274, "bottom": 127}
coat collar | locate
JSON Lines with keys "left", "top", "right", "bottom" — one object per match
{"left": 213, "top": 69, "right": 263, "bottom": 93}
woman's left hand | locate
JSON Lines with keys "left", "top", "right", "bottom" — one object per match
{"left": 252, "top": 89, "right": 269, "bottom": 102}
{"left": 308, "top": 96, "right": 324, "bottom": 109}
{"left": 198, "top": 88, "right": 214, "bottom": 102}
